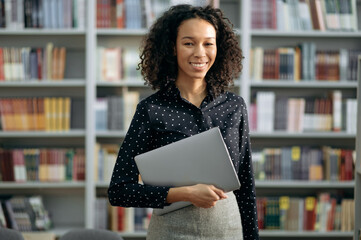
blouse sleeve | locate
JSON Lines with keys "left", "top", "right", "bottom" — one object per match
{"left": 108, "top": 101, "right": 170, "bottom": 208}
{"left": 233, "top": 98, "right": 260, "bottom": 240}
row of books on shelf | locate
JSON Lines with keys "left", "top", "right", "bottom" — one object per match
{"left": 96, "top": 0, "right": 219, "bottom": 29}
{"left": 95, "top": 92, "right": 141, "bottom": 131}
{"left": 0, "top": 44, "right": 67, "bottom": 82}
{"left": 257, "top": 194, "right": 354, "bottom": 232}
{"left": 250, "top": 91, "right": 357, "bottom": 133}
{"left": 0, "top": 148, "right": 85, "bottom": 182}
{"left": 0, "top": 97, "right": 85, "bottom": 131}
{"left": 252, "top": 146, "right": 355, "bottom": 181}
{"left": 0, "top": 0, "right": 85, "bottom": 29}
{"left": 0, "top": 196, "right": 51, "bottom": 231}
{"left": 252, "top": 0, "right": 359, "bottom": 32}
{"left": 250, "top": 45, "right": 361, "bottom": 82}
{"left": 97, "top": 47, "right": 142, "bottom": 82}
{"left": 95, "top": 197, "right": 152, "bottom": 232}
{"left": 94, "top": 144, "right": 118, "bottom": 182}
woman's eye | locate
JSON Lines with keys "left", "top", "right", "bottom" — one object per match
{"left": 184, "top": 42, "right": 193, "bottom": 46}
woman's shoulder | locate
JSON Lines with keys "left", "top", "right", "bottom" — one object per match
{"left": 137, "top": 89, "right": 165, "bottom": 108}
{"left": 222, "top": 91, "right": 246, "bottom": 105}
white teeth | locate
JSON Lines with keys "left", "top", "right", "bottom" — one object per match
{"left": 191, "top": 63, "right": 206, "bottom": 67}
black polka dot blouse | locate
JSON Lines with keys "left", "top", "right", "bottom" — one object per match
{"left": 108, "top": 84, "right": 259, "bottom": 239}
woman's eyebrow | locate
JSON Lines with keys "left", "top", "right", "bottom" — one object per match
{"left": 181, "top": 36, "right": 216, "bottom": 40}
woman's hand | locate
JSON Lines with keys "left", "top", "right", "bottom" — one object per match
{"left": 187, "top": 184, "right": 227, "bottom": 208}
{"left": 166, "top": 184, "right": 227, "bottom": 208}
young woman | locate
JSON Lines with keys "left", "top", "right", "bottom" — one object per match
{"left": 108, "top": 4, "right": 259, "bottom": 240}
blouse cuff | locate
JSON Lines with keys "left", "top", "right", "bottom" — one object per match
{"left": 145, "top": 185, "right": 171, "bottom": 208}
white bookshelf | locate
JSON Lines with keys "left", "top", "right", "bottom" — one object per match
{"left": 1, "top": 0, "right": 360, "bottom": 239}
{"left": 251, "top": 30, "right": 361, "bottom": 37}
{"left": 0, "top": 29, "right": 86, "bottom": 35}
{"left": 353, "top": 56, "right": 361, "bottom": 240}
{"left": 250, "top": 81, "right": 358, "bottom": 88}
{"left": 250, "top": 132, "right": 356, "bottom": 138}
{"left": 0, "top": 80, "right": 86, "bottom": 87}
{"left": 96, "top": 131, "right": 127, "bottom": 138}
{"left": 260, "top": 231, "right": 353, "bottom": 238}
{"left": 255, "top": 181, "right": 354, "bottom": 189}
{"left": 0, "top": 130, "right": 86, "bottom": 138}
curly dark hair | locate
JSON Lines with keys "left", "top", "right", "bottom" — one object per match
{"left": 138, "top": 4, "right": 243, "bottom": 96}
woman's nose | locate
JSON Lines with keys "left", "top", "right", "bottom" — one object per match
{"left": 194, "top": 45, "right": 205, "bottom": 57}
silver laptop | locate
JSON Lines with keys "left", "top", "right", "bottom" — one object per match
{"left": 134, "top": 127, "right": 240, "bottom": 215}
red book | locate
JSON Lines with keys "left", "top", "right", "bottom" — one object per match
{"left": 116, "top": 0, "right": 125, "bottom": 28}
{"left": 117, "top": 207, "right": 125, "bottom": 231}
{"left": 344, "top": 150, "right": 353, "bottom": 180}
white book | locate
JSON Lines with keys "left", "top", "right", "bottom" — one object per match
{"left": 350, "top": 0, "right": 358, "bottom": 31}
{"left": 276, "top": 0, "right": 285, "bottom": 31}
{"left": 332, "top": 90, "right": 342, "bottom": 131}
{"left": 253, "top": 47, "right": 264, "bottom": 81}
{"left": 298, "top": 0, "right": 313, "bottom": 30}
{"left": 125, "top": 208, "right": 135, "bottom": 232}
{"left": 257, "top": 91, "right": 275, "bottom": 132}
{"left": 16, "top": 0, "right": 24, "bottom": 29}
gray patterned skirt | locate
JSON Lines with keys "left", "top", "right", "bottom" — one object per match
{"left": 147, "top": 192, "right": 243, "bottom": 240}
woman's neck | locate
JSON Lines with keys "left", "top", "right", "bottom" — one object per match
{"left": 175, "top": 79, "right": 207, "bottom": 107}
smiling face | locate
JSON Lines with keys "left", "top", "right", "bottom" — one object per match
{"left": 175, "top": 18, "right": 217, "bottom": 83}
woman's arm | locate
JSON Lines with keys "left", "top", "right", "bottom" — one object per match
{"left": 108, "top": 101, "right": 170, "bottom": 209}
{"left": 234, "top": 97, "right": 260, "bottom": 240}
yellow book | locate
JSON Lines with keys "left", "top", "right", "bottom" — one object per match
{"left": 38, "top": 149, "right": 46, "bottom": 182}
{"left": 13, "top": 99, "right": 23, "bottom": 131}
{"left": 294, "top": 47, "right": 301, "bottom": 81}
{"left": 63, "top": 97, "right": 71, "bottom": 131}
{"left": 57, "top": 98, "right": 63, "bottom": 131}
{"left": 94, "top": 143, "right": 100, "bottom": 182}
{"left": 50, "top": 98, "right": 57, "bottom": 131}
{"left": 20, "top": 98, "right": 29, "bottom": 131}
{"left": 52, "top": 47, "right": 59, "bottom": 80}
{"left": 44, "top": 98, "right": 51, "bottom": 131}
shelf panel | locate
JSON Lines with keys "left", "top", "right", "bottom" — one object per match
{"left": 50, "top": 225, "right": 85, "bottom": 237}
{"left": 250, "top": 81, "right": 358, "bottom": 89}
{"left": 97, "top": 81, "right": 146, "bottom": 87}
{"left": 250, "top": 131, "right": 356, "bottom": 139}
{"left": 97, "top": 29, "right": 148, "bottom": 36}
{"left": 0, "top": 130, "right": 86, "bottom": 138}
{"left": 0, "top": 29, "right": 86, "bottom": 35}
{"left": 0, "top": 182, "right": 85, "bottom": 189}
{"left": 96, "top": 131, "right": 127, "bottom": 138}
{"left": 118, "top": 231, "right": 147, "bottom": 238}
{"left": 251, "top": 30, "right": 361, "bottom": 38}
{"left": 96, "top": 182, "right": 110, "bottom": 188}
{"left": 255, "top": 180, "right": 354, "bottom": 188}
{"left": 260, "top": 230, "right": 353, "bottom": 238}
{"left": 0, "top": 80, "right": 86, "bottom": 87}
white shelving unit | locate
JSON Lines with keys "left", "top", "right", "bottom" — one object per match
{"left": 354, "top": 56, "right": 361, "bottom": 240}
{"left": 1, "top": 0, "right": 360, "bottom": 239}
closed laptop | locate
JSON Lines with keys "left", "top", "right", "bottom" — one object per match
{"left": 134, "top": 127, "right": 240, "bottom": 215}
